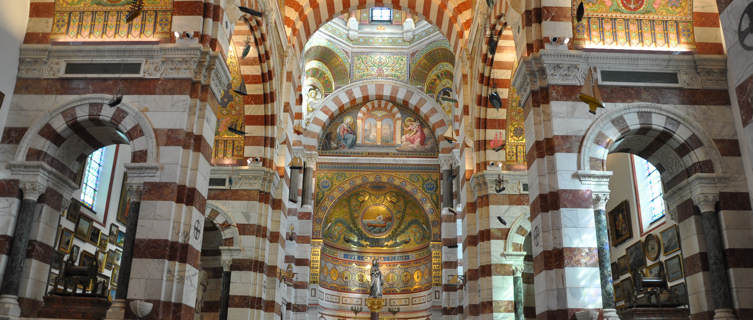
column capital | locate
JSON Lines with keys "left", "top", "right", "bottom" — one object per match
{"left": 221, "top": 258, "right": 233, "bottom": 272}
{"left": 691, "top": 192, "right": 718, "bottom": 213}
{"left": 19, "top": 181, "right": 46, "bottom": 201}
{"left": 439, "top": 154, "right": 456, "bottom": 171}
{"left": 592, "top": 192, "right": 610, "bottom": 211}
{"left": 61, "top": 197, "right": 72, "bottom": 214}
{"left": 512, "top": 264, "right": 525, "bottom": 277}
{"left": 126, "top": 184, "right": 144, "bottom": 202}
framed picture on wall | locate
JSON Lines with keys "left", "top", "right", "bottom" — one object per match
{"left": 79, "top": 251, "right": 95, "bottom": 267}
{"left": 614, "top": 280, "right": 624, "bottom": 302}
{"left": 96, "top": 250, "right": 107, "bottom": 273}
{"left": 109, "top": 224, "right": 119, "bottom": 244}
{"left": 665, "top": 254, "right": 684, "bottom": 282}
{"left": 626, "top": 241, "right": 645, "bottom": 272}
{"left": 89, "top": 228, "right": 101, "bottom": 245}
{"left": 660, "top": 225, "right": 680, "bottom": 255}
{"left": 75, "top": 216, "right": 92, "bottom": 240}
{"left": 57, "top": 228, "right": 74, "bottom": 253}
{"left": 66, "top": 199, "right": 81, "bottom": 223}
{"left": 116, "top": 173, "right": 129, "bottom": 225}
{"left": 111, "top": 266, "right": 119, "bottom": 286}
{"left": 621, "top": 277, "right": 634, "bottom": 304}
{"left": 643, "top": 233, "right": 661, "bottom": 261}
{"left": 616, "top": 255, "right": 629, "bottom": 277}
{"left": 98, "top": 234, "right": 109, "bottom": 250}
{"left": 645, "top": 262, "right": 662, "bottom": 278}
{"left": 116, "top": 231, "right": 126, "bottom": 248}
{"left": 106, "top": 249, "right": 116, "bottom": 269}
{"left": 50, "top": 251, "right": 64, "bottom": 270}
{"left": 669, "top": 282, "right": 688, "bottom": 305}
{"left": 70, "top": 245, "right": 80, "bottom": 264}
{"left": 607, "top": 200, "right": 632, "bottom": 247}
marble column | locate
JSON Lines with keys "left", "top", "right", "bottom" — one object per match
{"left": 440, "top": 155, "right": 454, "bottom": 209}
{"left": 593, "top": 193, "right": 620, "bottom": 320}
{"left": 512, "top": 264, "right": 524, "bottom": 320}
{"left": 692, "top": 194, "right": 737, "bottom": 320}
{"left": 0, "top": 181, "right": 45, "bottom": 318}
{"left": 218, "top": 259, "right": 231, "bottom": 320}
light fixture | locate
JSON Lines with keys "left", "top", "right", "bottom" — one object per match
{"left": 576, "top": 1, "right": 585, "bottom": 23}
{"left": 239, "top": 6, "right": 264, "bottom": 17}
{"left": 125, "top": 0, "right": 144, "bottom": 23}
{"left": 489, "top": 91, "right": 502, "bottom": 109}
{"left": 497, "top": 216, "right": 507, "bottom": 225}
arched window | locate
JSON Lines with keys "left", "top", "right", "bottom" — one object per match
{"left": 80, "top": 147, "right": 106, "bottom": 209}
{"left": 632, "top": 155, "right": 666, "bottom": 232}
{"left": 370, "top": 7, "right": 392, "bottom": 23}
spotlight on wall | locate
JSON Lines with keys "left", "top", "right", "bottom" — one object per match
{"left": 576, "top": 1, "right": 585, "bottom": 22}
{"left": 106, "top": 94, "right": 123, "bottom": 107}
{"left": 497, "top": 216, "right": 507, "bottom": 226}
{"left": 239, "top": 6, "right": 264, "bottom": 17}
{"left": 489, "top": 91, "right": 502, "bottom": 109}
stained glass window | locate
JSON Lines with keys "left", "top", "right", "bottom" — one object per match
{"left": 370, "top": 7, "right": 392, "bottom": 23}
{"left": 633, "top": 155, "right": 666, "bottom": 228}
{"left": 80, "top": 147, "right": 105, "bottom": 209}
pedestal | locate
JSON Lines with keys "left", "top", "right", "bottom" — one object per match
{"left": 365, "top": 298, "right": 384, "bottom": 320}
{"left": 0, "top": 294, "right": 21, "bottom": 319}
{"left": 713, "top": 309, "right": 738, "bottom": 320}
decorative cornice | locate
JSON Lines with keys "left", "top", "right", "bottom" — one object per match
{"left": 574, "top": 170, "right": 613, "bottom": 195}
{"left": 470, "top": 171, "right": 528, "bottom": 198}
{"left": 210, "top": 167, "right": 280, "bottom": 193}
{"left": 17, "top": 44, "right": 217, "bottom": 82}
{"left": 8, "top": 161, "right": 78, "bottom": 199}
{"left": 123, "top": 163, "right": 161, "bottom": 184}
{"left": 511, "top": 50, "right": 729, "bottom": 98}
{"left": 209, "top": 53, "right": 231, "bottom": 100}
{"left": 663, "top": 173, "right": 727, "bottom": 219}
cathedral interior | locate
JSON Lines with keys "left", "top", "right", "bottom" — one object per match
{"left": 0, "top": 0, "right": 752, "bottom": 319}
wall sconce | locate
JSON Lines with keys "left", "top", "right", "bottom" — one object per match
{"left": 288, "top": 157, "right": 303, "bottom": 203}
{"left": 246, "top": 157, "right": 262, "bottom": 167}
{"left": 286, "top": 225, "right": 296, "bottom": 241}
{"left": 279, "top": 264, "right": 296, "bottom": 286}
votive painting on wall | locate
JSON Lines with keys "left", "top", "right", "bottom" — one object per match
{"left": 320, "top": 100, "right": 437, "bottom": 155}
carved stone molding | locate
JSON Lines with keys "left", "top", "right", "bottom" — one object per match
{"left": 439, "top": 154, "right": 456, "bottom": 171}
{"left": 124, "top": 163, "right": 161, "bottom": 184}
{"left": 512, "top": 50, "right": 729, "bottom": 100}
{"left": 592, "top": 193, "right": 610, "bottom": 211}
{"left": 210, "top": 167, "right": 280, "bottom": 193}
{"left": 8, "top": 161, "right": 77, "bottom": 198}
{"left": 470, "top": 171, "right": 528, "bottom": 198}
{"left": 663, "top": 173, "right": 727, "bottom": 219}
{"left": 17, "top": 44, "right": 220, "bottom": 83}
{"left": 209, "top": 54, "right": 231, "bottom": 99}
{"left": 691, "top": 193, "right": 719, "bottom": 214}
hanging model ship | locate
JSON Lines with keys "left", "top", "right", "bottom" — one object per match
{"left": 579, "top": 67, "right": 605, "bottom": 114}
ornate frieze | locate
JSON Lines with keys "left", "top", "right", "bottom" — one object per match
{"left": 210, "top": 167, "right": 280, "bottom": 193}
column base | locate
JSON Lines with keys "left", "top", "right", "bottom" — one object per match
{"left": 0, "top": 295, "right": 20, "bottom": 319}
{"left": 603, "top": 308, "right": 621, "bottom": 320}
{"left": 104, "top": 299, "right": 127, "bottom": 319}
{"left": 713, "top": 308, "right": 737, "bottom": 320}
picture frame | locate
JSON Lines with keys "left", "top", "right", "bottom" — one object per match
{"left": 626, "top": 241, "right": 645, "bottom": 272}
{"left": 66, "top": 199, "right": 81, "bottom": 223}
{"left": 660, "top": 225, "right": 681, "bottom": 255}
{"left": 620, "top": 277, "right": 634, "bottom": 304}
{"left": 89, "top": 227, "right": 101, "bottom": 245}
{"left": 70, "top": 245, "right": 80, "bottom": 264}
{"left": 79, "top": 251, "right": 95, "bottom": 268}
{"left": 113, "top": 249, "right": 122, "bottom": 265}
{"left": 645, "top": 262, "right": 662, "bottom": 278}
{"left": 614, "top": 279, "right": 624, "bottom": 302}
{"left": 98, "top": 234, "right": 109, "bottom": 250}
{"left": 668, "top": 282, "right": 688, "bottom": 305}
{"left": 50, "top": 251, "right": 64, "bottom": 270}
{"left": 109, "top": 287, "right": 117, "bottom": 302}
{"left": 96, "top": 250, "right": 107, "bottom": 273}
{"left": 665, "top": 254, "right": 684, "bottom": 282}
{"left": 106, "top": 249, "right": 116, "bottom": 270}
{"left": 75, "top": 216, "right": 92, "bottom": 240}
{"left": 116, "top": 172, "right": 130, "bottom": 225}
{"left": 57, "top": 228, "right": 74, "bottom": 253}
{"left": 616, "top": 255, "right": 629, "bottom": 277}
{"left": 109, "top": 224, "right": 119, "bottom": 244}
{"left": 111, "top": 266, "right": 119, "bottom": 286}
{"left": 97, "top": 274, "right": 110, "bottom": 291}
{"left": 643, "top": 233, "right": 661, "bottom": 261}
{"left": 116, "top": 231, "right": 126, "bottom": 248}
{"left": 607, "top": 200, "right": 632, "bottom": 247}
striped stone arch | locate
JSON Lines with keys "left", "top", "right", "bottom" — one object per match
{"left": 205, "top": 203, "right": 240, "bottom": 247}
{"left": 14, "top": 95, "right": 158, "bottom": 181}
{"left": 283, "top": 0, "right": 473, "bottom": 56}
{"left": 302, "top": 80, "right": 451, "bottom": 151}
{"left": 505, "top": 212, "right": 531, "bottom": 252}
{"left": 579, "top": 104, "right": 724, "bottom": 189}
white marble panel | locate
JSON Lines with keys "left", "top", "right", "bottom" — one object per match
{"left": 565, "top": 286, "right": 602, "bottom": 308}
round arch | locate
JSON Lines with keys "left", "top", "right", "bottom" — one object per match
{"left": 302, "top": 80, "right": 451, "bottom": 151}
{"left": 579, "top": 104, "right": 724, "bottom": 191}
{"left": 282, "top": 0, "right": 474, "bottom": 57}
{"left": 205, "top": 203, "right": 241, "bottom": 248}
{"left": 14, "top": 95, "right": 159, "bottom": 180}
{"left": 505, "top": 212, "right": 531, "bottom": 253}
